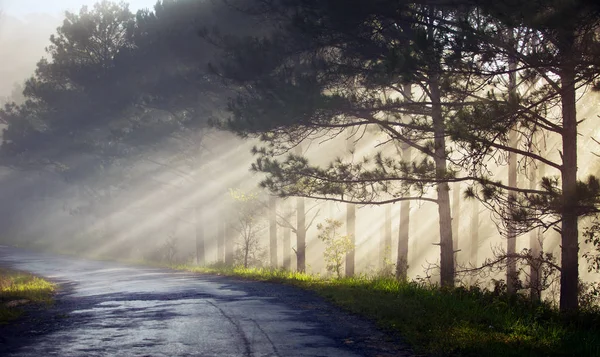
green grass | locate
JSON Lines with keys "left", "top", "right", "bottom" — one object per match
{"left": 0, "top": 268, "right": 55, "bottom": 324}
{"left": 170, "top": 264, "right": 600, "bottom": 357}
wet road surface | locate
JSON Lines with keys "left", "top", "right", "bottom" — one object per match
{"left": 0, "top": 247, "right": 412, "bottom": 357}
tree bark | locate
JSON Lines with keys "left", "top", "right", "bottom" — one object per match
{"left": 397, "top": 83, "right": 412, "bottom": 280}
{"left": 430, "top": 74, "right": 454, "bottom": 287}
{"left": 507, "top": 28, "right": 519, "bottom": 295}
{"left": 296, "top": 196, "right": 306, "bottom": 272}
{"left": 397, "top": 193, "right": 410, "bottom": 280}
{"left": 269, "top": 195, "right": 278, "bottom": 267}
{"left": 383, "top": 205, "right": 392, "bottom": 266}
{"left": 195, "top": 204, "right": 205, "bottom": 265}
{"left": 530, "top": 157, "right": 544, "bottom": 302}
{"left": 559, "top": 66, "right": 579, "bottom": 313}
{"left": 294, "top": 145, "right": 307, "bottom": 273}
{"left": 470, "top": 199, "right": 480, "bottom": 271}
{"left": 345, "top": 203, "right": 356, "bottom": 277}
{"left": 283, "top": 201, "right": 292, "bottom": 270}
{"left": 345, "top": 133, "right": 356, "bottom": 277}
{"left": 452, "top": 181, "right": 460, "bottom": 265}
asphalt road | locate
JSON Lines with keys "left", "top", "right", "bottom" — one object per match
{"left": 0, "top": 247, "right": 413, "bottom": 357}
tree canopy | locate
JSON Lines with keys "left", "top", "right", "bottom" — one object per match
{"left": 1, "top": 0, "right": 600, "bottom": 313}
{"left": 213, "top": 0, "right": 600, "bottom": 312}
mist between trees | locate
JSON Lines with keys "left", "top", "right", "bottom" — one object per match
{"left": 0, "top": 0, "right": 600, "bottom": 314}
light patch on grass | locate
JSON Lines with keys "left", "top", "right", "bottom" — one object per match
{"left": 0, "top": 268, "right": 55, "bottom": 324}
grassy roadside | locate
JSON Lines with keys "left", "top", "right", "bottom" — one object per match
{"left": 0, "top": 268, "right": 55, "bottom": 324}
{"left": 9, "top": 245, "right": 598, "bottom": 356}
{"left": 171, "top": 264, "right": 600, "bottom": 357}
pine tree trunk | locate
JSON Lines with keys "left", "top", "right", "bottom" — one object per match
{"left": 430, "top": 74, "right": 454, "bottom": 287}
{"left": 507, "top": 142, "right": 518, "bottom": 295}
{"left": 269, "top": 195, "right": 277, "bottom": 267}
{"left": 452, "top": 182, "right": 461, "bottom": 266}
{"left": 345, "top": 134, "right": 356, "bottom": 277}
{"left": 296, "top": 197, "right": 306, "bottom": 272}
{"left": 560, "top": 67, "right": 579, "bottom": 313}
{"left": 345, "top": 203, "right": 356, "bottom": 277}
{"left": 195, "top": 204, "right": 205, "bottom": 265}
{"left": 507, "top": 29, "right": 519, "bottom": 295}
{"left": 530, "top": 158, "right": 544, "bottom": 302}
{"left": 283, "top": 201, "right": 292, "bottom": 270}
{"left": 397, "top": 194, "right": 410, "bottom": 280}
{"left": 383, "top": 205, "right": 392, "bottom": 266}
{"left": 397, "top": 83, "right": 412, "bottom": 280}
{"left": 470, "top": 199, "right": 479, "bottom": 267}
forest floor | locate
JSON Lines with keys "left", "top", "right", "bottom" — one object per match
{"left": 0, "top": 268, "right": 55, "bottom": 324}
{"left": 171, "top": 264, "right": 600, "bottom": 357}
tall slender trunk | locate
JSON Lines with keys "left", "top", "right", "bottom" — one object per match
{"left": 383, "top": 205, "right": 392, "bottom": 266}
{"left": 195, "top": 204, "right": 205, "bottom": 265}
{"left": 296, "top": 196, "right": 306, "bottom": 272}
{"left": 452, "top": 182, "right": 461, "bottom": 266}
{"left": 345, "top": 135, "right": 356, "bottom": 277}
{"left": 530, "top": 158, "right": 544, "bottom": 302}
{"left": 470, "top": 199, "right": 480, "bottom": 267}
{"left": 507, "top": 28, "right": 519, "bottom": 294}
{"left": 269, "top": 195, "right": 278, "bottom": 267}
{"left": 397, "top": 83, "right": 412, "bottom": 280}
{"left": 283, "top": 201, "right": 292, "bottom": 270}
{"left": 345, "top": 203, "right": 356, "bottom": 277}
{"left": 397, "top": 191, "right": 410, "bottom": 280}
{"left": 294, "top": 145, "right": 307, "bottom": 273}
{"left": 430, "top": 74, "right": 454, "bottom": 287}
{"left": 560, "top": 66, "right": 579, "bottom": 313}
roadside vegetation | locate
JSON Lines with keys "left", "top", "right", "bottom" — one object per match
{"left": 171, "top": 264, "right": 600, "bottom": 357}
{"left": 0, "top": 269, "right": 55, "bottom": 324}
{"left": 39, "top": 242, "right": 600, "bottom": 356}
